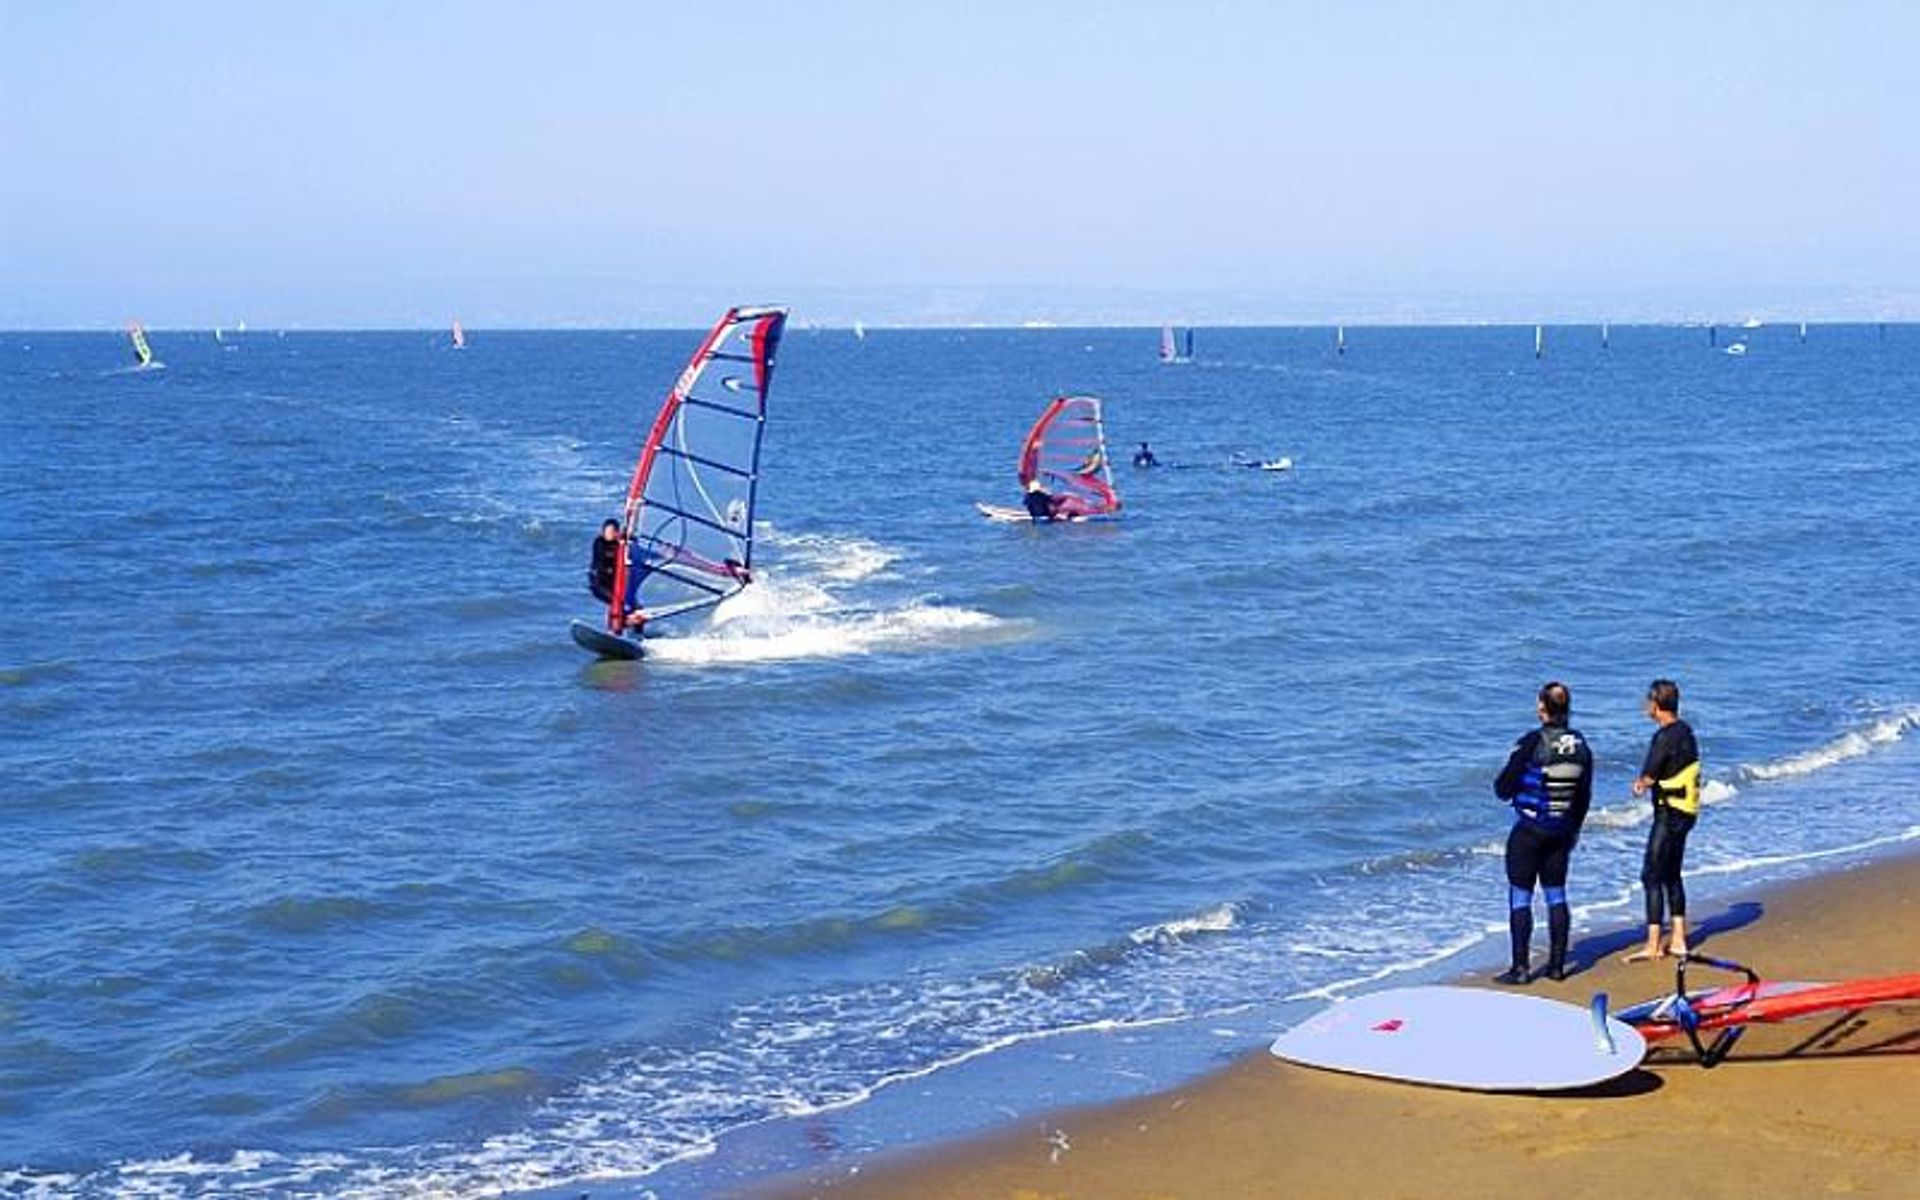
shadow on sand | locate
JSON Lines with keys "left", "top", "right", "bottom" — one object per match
{"left": 1549, "top": 901, "right": 1765, "bottom": 982}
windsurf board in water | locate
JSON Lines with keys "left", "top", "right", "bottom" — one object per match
{"left": 1269, "top": 985, "right": 1645, "bottom": 1091}
{"left": 974, "top": 502, "right": 1113, "bottom": 524}
{"left": 569, "top": 619, "right": 644, "bottom": 660}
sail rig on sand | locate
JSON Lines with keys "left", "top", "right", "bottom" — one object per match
{"left": 1617, "top": 954, "right": 1920, "bottom": 1067}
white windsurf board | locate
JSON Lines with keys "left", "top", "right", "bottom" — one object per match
{"left": 1269, "top": 985, "right": 1645, "bottom": 1091}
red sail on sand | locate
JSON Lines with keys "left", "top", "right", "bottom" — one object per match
{"left": 1017, "top": 395, "right": 1121, "bottom": 520}
{"left": 1616, "top": 954, "right": 1920, "bottom": 1067}
{"left": 606, "top": 306, "right": 788, "bottom": 633}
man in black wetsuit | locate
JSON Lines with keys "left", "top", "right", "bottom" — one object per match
{"left": 1626, "top": 678, "right": 1701, "bottom": 963}
{"left": 1022, "top": 479, "right": 1056, "bottom": 521}
{"left": 1492, "top": 681, "right": 1593, "bottom": 984}
{"left": 1132, "top": 441, "right": 1158, "bottom": 468}
{"left": 588, "top": 519, "right": 622, "bottom": 603}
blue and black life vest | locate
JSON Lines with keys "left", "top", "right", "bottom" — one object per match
{"left": 1511, "top": 726, "right": 1587, "bottom": 832}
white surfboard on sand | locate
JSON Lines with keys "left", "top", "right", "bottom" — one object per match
{"left": 1269, "top": 985, "right": 1645, "bottom": 1091}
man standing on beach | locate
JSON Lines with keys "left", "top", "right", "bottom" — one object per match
{"left": 1492, "top": 681, "right": 1593, "bottom": 984}
{"left": 1626, "top": 679, "right": 1701, "bottom": 962}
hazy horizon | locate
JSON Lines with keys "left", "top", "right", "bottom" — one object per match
{"left": 6, "top": 3, "right": 1916, "bottom": 329}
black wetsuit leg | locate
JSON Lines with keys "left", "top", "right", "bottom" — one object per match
{"left": 1537, "top": 835, "right": 1572, "bottom": 976}
{"left": 1507, "top": 821, "right": 1576, "bottom": 975}
{"left": 1640, "top": 808, "right": 1697, "bottom": 926}
{"left": 1504, "top": 821, "right": 1570, "bottom": 976}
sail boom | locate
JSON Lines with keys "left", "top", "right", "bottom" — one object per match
{"left": 679, "top": 395, "right": 763, "bottom": 422}
{"left": 639, "top": 498, "right": 746, "bottom": 541}
{"left": 654, "top": 442, "right": 756, "bottom": 480}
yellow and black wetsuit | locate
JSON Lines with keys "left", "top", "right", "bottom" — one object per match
{"left": 1639, "top": 718, "right": 1700, "bottom": 927}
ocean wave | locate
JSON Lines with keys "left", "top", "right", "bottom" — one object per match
{"left": 0, "top": 660, "right": 80, "bottom": 688}
{"left": 1129, "top": 902, "right": 1240, "bottom": 945}
{"left": 1684, "top": 825, "right": 1920, "bottom": 879}
{"left": 1739, "top": 707, "right": 1920, "bottom": 781}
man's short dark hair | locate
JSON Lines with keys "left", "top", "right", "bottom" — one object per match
{"left": 1648, "top": 679, "right": 1680, "bottom": 714}
{"left": 1538, "top": 681, "right": 1571, "bottom": 722}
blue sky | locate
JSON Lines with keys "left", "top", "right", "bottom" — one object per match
{"left": 4, "top": 2, "right": 1916, "bottom": 327}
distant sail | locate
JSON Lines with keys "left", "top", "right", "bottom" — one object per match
{"left": 451, "top": 320, "right": 466, "bottom": 350}
{"left": 605, "top": 305, "right": 789, "bottom": 631}
{"left": 1018, "top": 395, "right": 1121, "bottom": 519}
{"left": 1158, "top": 324, "right": 1191, "bottom": 364}
{"left": 1336, "top": 325, "right": 1346, "bottom": 355}
{"left": 128, "top": 323, "right": 154, "bottom": 368}
{"left": 1534, "top": 324, "right": 1544, "bottom": 358}
{"left": 853, "top": 320, "right": 866, "bottom": 342}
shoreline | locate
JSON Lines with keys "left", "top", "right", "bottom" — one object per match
{"left": 747, "top": 848, "right": 1920, "bottom": 1199}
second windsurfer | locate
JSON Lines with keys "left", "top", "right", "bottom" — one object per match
{"left": 1022, "top": 479, "right": 1057, "bottom": 521}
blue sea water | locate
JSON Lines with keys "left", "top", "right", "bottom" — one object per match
{"left": 2, "top": 323, "right": 1918, "bottom": 1197}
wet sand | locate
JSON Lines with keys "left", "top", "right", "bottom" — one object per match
{"left": 753, "top": 851, "right": 1920, "bottom": 1199}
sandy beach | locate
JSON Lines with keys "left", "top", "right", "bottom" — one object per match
{"left": 755, "top": 851, "right": 1920, "bottom": 1199}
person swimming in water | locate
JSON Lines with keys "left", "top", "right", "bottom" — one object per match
{"left": 1132, "top": 441, "right": 1158, "bottom": 468}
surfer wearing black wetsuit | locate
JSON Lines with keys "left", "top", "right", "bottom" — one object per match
{"left": 588, "top": 519, "right": 622, "bottom": 603}
{"left": 1022, "top": 479, "right": 1056, "bottom": 521}
{"left": 1627, "top": 679, "right": 1701, "bottom": 963}
{"left": 1132, "top": 442, "right": 1158, "bottom": 468}
{"left": 1492, "top": 681, "right": 1593, "bottom": 984}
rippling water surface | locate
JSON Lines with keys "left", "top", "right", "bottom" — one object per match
{"left": 3, "top": 324, "right": 1917, "bottom": 1196}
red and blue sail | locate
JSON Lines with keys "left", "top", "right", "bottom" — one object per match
{"left": 607, "top": 306, "right": 787, "bottom": 632}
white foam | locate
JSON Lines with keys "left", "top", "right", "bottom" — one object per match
{"left": 1741, "top": 708, "right": 1920, "bottom": 781}
{"left": 641, "top": 529, "right": 1003, "bottom": 665}
{"left": 1129, "top": 903, "right": 1239, "bottom": 944}
{"left": 650, "top": 601, "right": 1002, "bottom": 666}
{"left": 1281, "top": 926, "right": 1492, "bottom": 1003}
{"left": 1699, "top": 778, "right": 1740, "bottom": 806}
{"left": 761, "top": 527, "right": 900, "bottom": 583}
